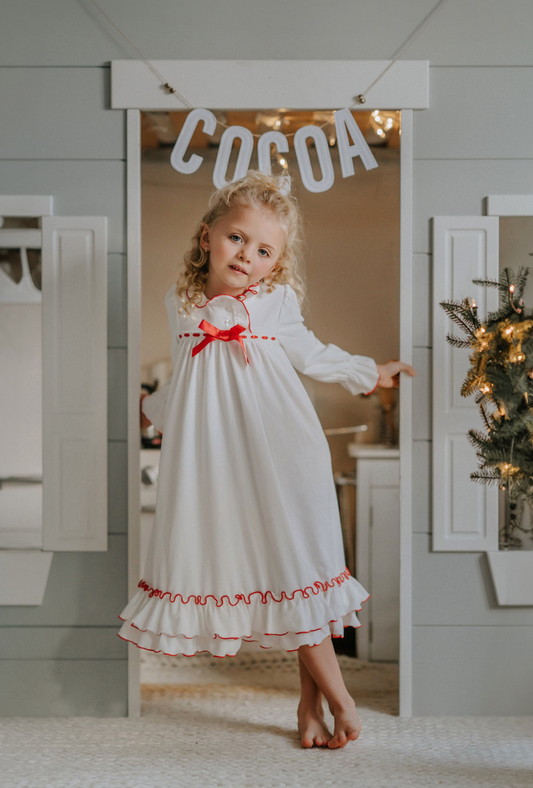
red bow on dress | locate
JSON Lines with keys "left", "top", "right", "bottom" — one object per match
{"left": 191, "top": 319, "right": 250, "bottom": 364}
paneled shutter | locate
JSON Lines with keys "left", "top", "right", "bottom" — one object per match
{"left": 432, "top": 216, "right": 499, "bottom": 551}
{"left": 42, "top": 217, "right": 108, "bottom": 550}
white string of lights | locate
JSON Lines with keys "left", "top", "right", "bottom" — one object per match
{"left": 88, "top": 0, "right": 451, "bottom": 135}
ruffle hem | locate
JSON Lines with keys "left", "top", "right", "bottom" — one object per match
{"left": 117, "top": 569, "right": 369, "bottom": 657}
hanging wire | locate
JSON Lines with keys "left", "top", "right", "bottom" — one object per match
{"left": 88, "top": 0, "right": 451, "bottom": 133}
{"left": 87, "top": 0, "right": 193, "bottom": 109}
{"left": 355, "top": 0, "right": 452, "bottom": 103}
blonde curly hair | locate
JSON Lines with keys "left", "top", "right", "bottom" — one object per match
{"left": 175, "top": 170, "right": 306, "bottom": 313}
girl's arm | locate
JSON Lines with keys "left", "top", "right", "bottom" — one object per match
{"left": 277, "top": 285, "right": 414, "bottom": 395}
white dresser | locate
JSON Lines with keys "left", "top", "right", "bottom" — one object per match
{"left": 348, "top": 444, "right": 400, "bottom": 662}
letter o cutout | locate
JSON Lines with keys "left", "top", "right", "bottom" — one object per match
{"left": 257, "top": 131, "right": 291, "bottom": 195}
{"left": 213, "top": 126, "right": 254, "bottom": 189}
{"left": 293, "top": 126, "right": 335, "bottom": 193}
{"left": 257, "top": 131, "right": 289, "bottom": 174}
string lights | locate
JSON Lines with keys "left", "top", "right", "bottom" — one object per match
{"left": 87, "top": 0, "right": 451, "bottom": 129}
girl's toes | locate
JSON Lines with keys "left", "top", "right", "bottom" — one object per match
{"left": 328, "top": 733, "right": 345, "bottom": 749}
{"left": 301, "top": 734, "right": 314, "bottom": 748}
{"left": 347, "top": 727, "right": 360, "bottom": 741}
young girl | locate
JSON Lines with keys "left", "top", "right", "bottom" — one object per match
{"left": 119, "top": 171, "right": 415, "bottom": 749}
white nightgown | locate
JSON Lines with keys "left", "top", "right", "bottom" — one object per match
{"left": 117, "top": 281, "right": 380, "bottom": 657}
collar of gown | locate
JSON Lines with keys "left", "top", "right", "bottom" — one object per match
{"left": 195, "top": 281, "right": 262, "bottom": 307}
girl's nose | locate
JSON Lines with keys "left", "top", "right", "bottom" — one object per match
{"left": 238, "top": 246, "right": 251, "bottom": 262}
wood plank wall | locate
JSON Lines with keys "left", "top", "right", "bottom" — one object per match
{"left": 0, "top": 65, "right": 128, "bottom": 715}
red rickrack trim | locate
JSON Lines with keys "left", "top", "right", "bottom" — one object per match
{"left": 235, "top": 282, "right": 260, "bottom": 300}
{"left": 118, "top": 601, "right": 369, "bottom": 640}
{"left": 134, "top": 567, "right": 353, "bottom": 607}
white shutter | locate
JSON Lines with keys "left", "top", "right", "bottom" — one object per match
{"left": 432, "top": 216, "right": 499, "bottom": 551}
{"left": 41, "top": 217, "right": 108, "bottom": 551}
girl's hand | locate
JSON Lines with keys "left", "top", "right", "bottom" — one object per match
{"left": 376, "top": 360, "right": 416, "bottom": 388}
{"left": 140, "top": 393, "right": 153, "bottom": 430}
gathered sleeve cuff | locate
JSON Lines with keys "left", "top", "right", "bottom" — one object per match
{"left": 277, "top": 285, "right": 381, "bottom": 397}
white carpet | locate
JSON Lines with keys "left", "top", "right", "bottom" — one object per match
{"left": 1, "top": 651, "right": 532, "bottom": 788}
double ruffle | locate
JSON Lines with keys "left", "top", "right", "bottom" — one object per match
{"left": 117, "top": 569, "right": 369, "bottom": 657}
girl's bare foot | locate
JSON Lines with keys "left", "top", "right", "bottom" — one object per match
{"left": 297, "top": 701, "right": 332, "bottom": 748}
{"left": 328, "top": 697, "right": 362, "bottom": 749}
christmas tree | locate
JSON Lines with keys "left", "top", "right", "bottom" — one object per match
{"left": 440, "top": 266, "right": 533, "bottom": 548}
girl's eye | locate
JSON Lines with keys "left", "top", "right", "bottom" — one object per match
{"left": 229, "top": 234, "right": 242, "bottom": 243}
{"left": 258, "top": 249, "right": 269, "bottom": 257}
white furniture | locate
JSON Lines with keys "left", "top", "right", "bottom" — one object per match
{"left": 348, "top": 444, "right": 400, "bottom": 661}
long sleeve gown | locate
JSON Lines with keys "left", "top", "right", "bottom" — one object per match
{"left": 117, "top": 281, "right": 380, "bottom": 657}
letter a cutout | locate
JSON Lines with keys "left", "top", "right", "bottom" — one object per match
{"left": 334, "top": 108, "right": 378, "bottom": 178}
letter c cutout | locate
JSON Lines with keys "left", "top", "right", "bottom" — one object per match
{"left": 170, "top": 108, "right": 217, "bottom": 175}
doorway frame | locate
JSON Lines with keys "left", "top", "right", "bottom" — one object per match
{"left": 119, "top": 59, "right": 428, "bottom": 718}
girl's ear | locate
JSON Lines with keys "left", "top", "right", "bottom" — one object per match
{"left": 199, "top": 223, "right": 210, "bottom": 250}
{"left": 261, "top": 261, "right": 281, "bottom": 284}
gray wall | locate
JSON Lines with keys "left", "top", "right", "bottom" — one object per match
{"left": 1, "top": 0, "right": 532, "bottom": 716}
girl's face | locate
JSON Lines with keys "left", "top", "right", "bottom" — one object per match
{"left": 200, "top": 205, "right": 285, "bottom": 299}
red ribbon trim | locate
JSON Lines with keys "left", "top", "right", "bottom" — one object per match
{"left": 132, "top": 567, "right": 358, "bottom": 607}
{"left": 191, "top": 319, "right": 250, "bottom": 364}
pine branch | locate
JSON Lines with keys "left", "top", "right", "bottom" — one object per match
{"left": 516, "top": 266, "right": 530, "bottom": 300}
{"left": 480, "top": 403, "right": 492, "bottom": 433}
{"left": 451, "top": 299, "right": 481, "bottom": 329}
{"left": 470, "top": 471, "right": 501, "bottom": 486}
{"left": 471, "top": 278, "right": 501, "bottom": 289}
{"left": 446, "top": 333, "right": 472, "bottom": 349}
{"left": 440, "top": 303, "right": 478, "bottom": 339}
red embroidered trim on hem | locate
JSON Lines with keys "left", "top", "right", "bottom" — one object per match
{"left": 118, "top": 596, "right": 370, "bottom": 642}
{"left": 118, "top": 602, "right": 368, "bottom": 640}
{"left": 134, "top": 567, "right": 353, "bottom": 607}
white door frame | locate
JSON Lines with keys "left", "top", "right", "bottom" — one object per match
{"left": 119, "top": 59, "right": 428, "bottom": 718}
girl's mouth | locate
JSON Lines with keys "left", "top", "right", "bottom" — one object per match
{"left": 229, "top": 265, "right": 247, "bottom": 275}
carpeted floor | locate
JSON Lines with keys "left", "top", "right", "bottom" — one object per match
{"left": 1, "top": 651, "right": 532, "bottom": 788}
{"left": 140, "top": 647, "right": 400, "bottom": 714}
